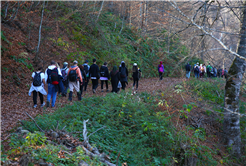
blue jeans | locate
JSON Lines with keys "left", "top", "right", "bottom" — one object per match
{"left": 47, "top": 84, "right": 57, "bottom": 107}
{"left": 194, "top": 72, "right": 199, "bottom": 78}
{"left": 186, "top": 71, "right": 190, "bottom": 79}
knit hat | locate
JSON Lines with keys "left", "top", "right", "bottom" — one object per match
{"left": 121, "top": 61, "right": 125, "bottom": 64}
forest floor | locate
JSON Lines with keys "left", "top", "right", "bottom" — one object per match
{"left": 1, "top": 77, "right": 184, "bottom": 142}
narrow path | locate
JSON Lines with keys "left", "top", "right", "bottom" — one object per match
{"left": 1, "top": 77, "right": 184, "bottom": 140}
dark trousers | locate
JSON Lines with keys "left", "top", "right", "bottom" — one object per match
{"left": 121, "top": 81, "right": 126, "bottom": 90}
{"left": 111, "top": 80, "right": 118, "bottom": 93}
{"left": 101, "top": 80, "right": 108, "bottom": 90}
{"left": 84, "top": 77, "right": 89, "bottom": 91}
{"left": 207, "top": 72, "right": 211, "bottom": 78}
{"left": 92, "top": 79, "right": 98, "bottom": 90}
{"left": 33, "top": 91, "right": 43, "bottom": 105}
{"left": 159, "top": 72, "right": 163, "bottom": 80}
{"left": 62, "top": 80, "right": 69, "bottom": 95}
{"left": 133, "top": 79, "right": 138, "bottom": 89}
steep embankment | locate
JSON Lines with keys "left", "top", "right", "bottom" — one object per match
{"left": 1, "top": 1, "right": 194, "bottom": 97}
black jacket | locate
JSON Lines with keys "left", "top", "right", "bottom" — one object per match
{"left": 185, "top": 64, "right": 191, "bottom": 71}
{"left": 110, "top": 71, "right": 120, "bottom": 82}
{"left": 89, "top": 64, "right": 100, "bottom": 78}
{"left": 80, "top": 69, "right": 87, "bottom": 80}
{"left": 100, "top": 65, "right": 110, "bottom": 78}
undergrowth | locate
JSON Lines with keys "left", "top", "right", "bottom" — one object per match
{"left": 3, "top": 92, "right": 220, "bottom": 165}
{"left": 185, "top": 78, "right": 246, "bottom": 164}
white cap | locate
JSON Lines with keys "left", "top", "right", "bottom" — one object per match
{"left": 73, "top": 60, "right": 78, "bottom": 64}
{"left": 63, "top": 62, "right": 68, "bottom": 65}
{"left": 133, "top": 63, "right": 137, "bottom": 66}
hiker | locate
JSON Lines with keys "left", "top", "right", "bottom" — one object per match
{"left": 100, "top": 62, "right": 110, "bottom": 92}
{"left": 202, "top": 64, "right": 207, "bottom": 77}
{"left": 67, "top": 60, "right": 83, "bottom": 101}
{"left": 45, "top": 60, "right": 62, "bottom": 107}
{"left": 29, "top": 66, "right": 47, "bottom": 108}
{"left": 56, "top": 62, "right": 64, "bottom": 96}
{"left": 61, "top": 62, "right": 69, "bottom": 96}
{"left": 222, "top": 68, "right": 224, "bottom": 78}
{"left": 132, "top": 63, "right": 141, "bottom": 91}
{"left": 119, "top": 61, "right": 128, "bottom": 90}
{"left": 89, "top": 58, "right": 100, "bottom": 93}
{"left": 224, "top": 68, "right": 228, "bottom": 79}
{"left": 158, "top": 61, "right": 164, "bottom": 80}
{"left": 218, "top": 66, "right": 222, "bottom": 78}
{"left": 213, "top": 67, "right": 217, "bottom": 77}
{"left": 79, "top": 65, "right": 87, "bottom": 98}
{"left": 194, "top": 64, "right": 200, "bottom": 78}
{"left": 206, "top": 63, "right": 212, "bottom": 78}
{"left": 185, "top": 62, "right": 191, "bottom": 79}
{"left": 199, "top": 64, "right": 204, "bottom": 78}
{"left": 110, "top": 66, "right": 120, "bottom": 93}
{"left": 83, "top": 60, "right": 90, "bottom": 92}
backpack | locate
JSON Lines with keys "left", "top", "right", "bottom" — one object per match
{"left": 33, "top": 72, "right": 42, "bottom": 86}
{"left": 120, "top": 67, "right": 126, "bottom": 78}
{"left": 69, "top": 68, "right": 78, "bottom": 82}
{"left": 61, "top": 68, "right": 68, "bottom": 82}
{"left": 83, "top": 65, "right": 89, "bottom": 77}
{"left": 138, "top": 70, "right": 142, "bottom": 79}
{"left": 49, "top": 68, "right": 59, "bottom": 85}
{"left": 194, "top": 66, "right": 199, "bottom": 72}
{"left": 159, "top": 65, "right": 164, "bottom": 73}
{"left": 100, "top": 66, "right": 105, "bottom": 77}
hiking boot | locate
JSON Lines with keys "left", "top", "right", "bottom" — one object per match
{"left": 77, "top": 92, "right": 82, "bottom": 101}
{"left": 41, "top": 102, "right": 45, "bottom": 108}
{"left": 62, "top": 93, "right": 66, "bottom": 97}
{"left": 34, "top": 104, "right": 37, "bottom": 108}
{"left": 93, "top": 89, "right": 96, "bottom": 93}
{"left": 46, "top": 101, "right": 50, "bottom": 108}
{"left": 132, "top": 87, "right": 134, "bottom": 90}
{"left": 69, "top": 92, "right": 73, "bottom": 101}
{"left": 101, "top": 90, "right": 104, "bottom": 92}
{"left": 106, "top": 89, "right": 109, "bottom": 92}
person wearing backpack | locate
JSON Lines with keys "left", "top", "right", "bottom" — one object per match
{"left": 194, "top": 64, "right": 200, "bottom": 78}
{"left": 67, "top": 60, "right": 83, "bottom": 101}
{"left": 132, "top": 63, "right": 141, "bottom": 91}
{"left": 61, "top": 62, "right": 69, "bottom": 96}
{"left": 158, "top": 61, "right": 164, "bottom": 80}
{"left": 89, "top": 59, "right": 100, "bottom": 93}
{"left": 83, "top": 60, "right": 90, "bottom": 92}
{"left": 199, "top": 64, "right": 204, "bottom": 78}
{"left": 100, "top": 62, "right": 110, "bottom": 92}
{"left": 185, "top": 62, "right": 191, "bottom": 79}
{"left": 29, "top": 66, "right": 47, "bottom": 108}
{"left": 206, "top": 63, "right": 211, "bottom": 78}
{"left": 119, "top": 61, "right": 128, "bottom": 90}
{"left": 56, "top": 62, "right": 64, "bottom": 96}
{"left": 218, "top": 66, "right": 222, "bottom": 78}
{"left": 224, "top": 68, "right": 228, "bottom": 79}
{"left": 110, "top": 66, "right": 120, "bottom": 93}
{"left": 45, "top": 60, "right": 62, "bottom": 107}
{"left": 79, "top": 65, "right": 87, "bottom": 98}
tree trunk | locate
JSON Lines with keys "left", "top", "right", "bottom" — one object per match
{"left": 223, "top": 2, "right": 246, "bottom": 157}
{"left": 96, "top": 1, "right": 104, "bottom": 23}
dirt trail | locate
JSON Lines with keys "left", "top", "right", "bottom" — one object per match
{"left": 1, "top": 77, "right": 184, "bottom": 140}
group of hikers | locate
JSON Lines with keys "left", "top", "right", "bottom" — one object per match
{"left": 28, "top": 59, "right": 143, "bottom": 108}
{"left": 185, "top": 62, "right": 228, "bottom": 79}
